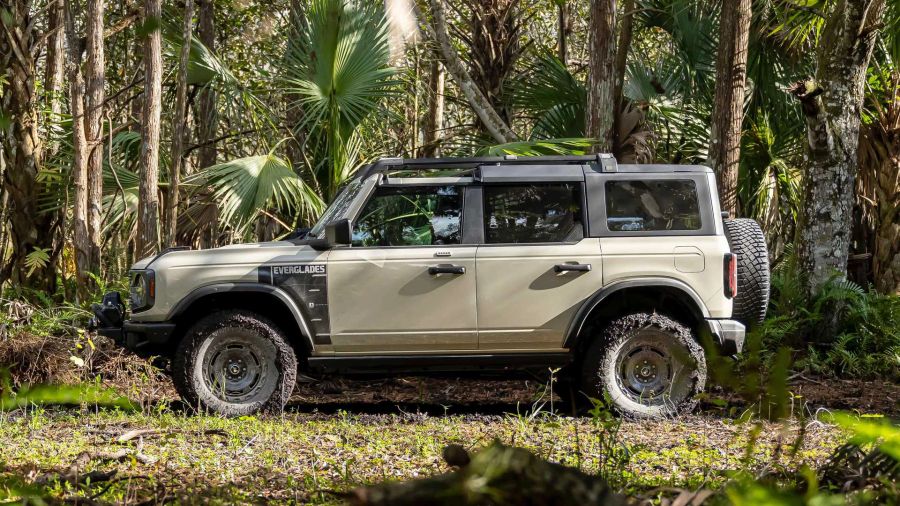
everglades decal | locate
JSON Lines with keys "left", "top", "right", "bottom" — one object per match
{"left": 258, "top": 264, "right": 330, "bottom": 344}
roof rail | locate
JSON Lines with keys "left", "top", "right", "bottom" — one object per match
{"left": 359, "top": 154, "right": 616, "bottom": 179}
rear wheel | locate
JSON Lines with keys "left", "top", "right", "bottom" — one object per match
{"left": 579, "top": 313, "right": 705, "bottom": 418}
{"left": 173, "top": 310, "right": 297, "bottom": 416}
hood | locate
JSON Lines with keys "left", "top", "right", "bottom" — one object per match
{"left": 131, "top": 240, "right": 315, "bottom": 271}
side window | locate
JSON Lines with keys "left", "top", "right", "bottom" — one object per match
{"left": 353, "top": 186, "right": 461, "bottom": 246}
{"left": 484, "top": 184, "right": 584, "bottom": 244}
{"left": 605, "top": 179, "right": 701, "bottom": 231}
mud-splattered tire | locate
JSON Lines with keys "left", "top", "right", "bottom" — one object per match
{"left": 173, "top": 310, "right": 297, "bottom": 417}
{"left": 579, "top": 313, "right": 706, "bottom": 418}
{"left": 723, "top": 218, "right": 770, "bottom": 329}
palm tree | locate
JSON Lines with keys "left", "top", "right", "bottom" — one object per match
{"left": 281, "top": 0, "right": 396, "bottom": 201}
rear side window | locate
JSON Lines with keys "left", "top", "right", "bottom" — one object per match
{"left": 484, "top": 184, "right": 584, "bottom": 243}
{"left": 605, "top": 179, "right": 701, "bottom": 231}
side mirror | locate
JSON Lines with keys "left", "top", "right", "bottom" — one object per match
{"left": 325, "top": 219, "right": 352, "bottom": 247}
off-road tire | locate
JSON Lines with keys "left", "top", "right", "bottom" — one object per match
{"left": 723, "top": 218, "right": 770, "bottom": 328}
{"left": 173, "top": 310, "right": 297, "bottom": 417}
{"left": 579, "top": 313, "right": 706, "bottom": 418}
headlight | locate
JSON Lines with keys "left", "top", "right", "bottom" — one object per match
{"left": 129, "top": 270, "right": 155, "bottom": 311}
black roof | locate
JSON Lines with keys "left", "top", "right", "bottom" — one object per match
{"left": 357, "top": 154, "right": 711, "bottom": 179}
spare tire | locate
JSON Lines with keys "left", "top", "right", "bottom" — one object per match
{"left": 723, "top": 218, "right": 770, "bottom": 328}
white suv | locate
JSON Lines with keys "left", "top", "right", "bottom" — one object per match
{"left": 90, "top": 155, "right": 770, "bottom": 417}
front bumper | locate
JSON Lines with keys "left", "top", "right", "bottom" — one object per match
{"left": 705, "top": 319, "right": 745, "bottom": 355}
{"left": 88, "top": 292, "right": 177, "bottom": 354}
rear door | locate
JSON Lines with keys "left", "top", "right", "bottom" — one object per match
{"left": 474, "top": 181, "right": 604, "bottom": 350}
{"left": 327, "top": 183, "right": 478, "bottom": 352}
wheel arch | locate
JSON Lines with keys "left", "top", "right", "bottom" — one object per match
{"left": 167, "top": 283, "right": 316, "bottom": 354}
{"left": 563, "top": 278, "right": 709, "bottom": 351}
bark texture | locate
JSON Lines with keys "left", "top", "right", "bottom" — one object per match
{"left": 166, "top": 0, "right": 194, "bottom": 247}
{"left": 422, "top": 59, "right": 445, "bottom": 157}
{"left": 466, "top": 0, "right": 522, "bottom": 127}
{"left": 709, "top": 0, "right": 751, "bottom": 217}
{"left": 44, "top": 0, "right": 66, "bottom": 127}
{"left": 792, "top": 0, "right": 886, "bottom": 294}
{"left": 557, "top": 0, "right": 569, "bottom": 63}
{"left": 196, "top": 0, "right": 218, "bottom": 171}
{"left": 64, "top": 0, "right": 91, "bottom": 296}
{"left": 85, "top": 0, "right": 105, "bottom": 273}
{"left": 612, "top": 0, "right": 633, "bottom": 115}
{"left": 419, "top": 0, "right": 516, "bottom": 144}
{"left": 138, "top": 0, "right": 163, "bottom": 257}
{"left": 0, "top": 0, "right": 56, "bottom": 290}
{"left": 585, "top": 0, "right": 616, "bottom": 153}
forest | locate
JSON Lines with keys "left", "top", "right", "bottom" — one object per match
{"left": 1, "top": 0, "right": 899, "bottom": 504}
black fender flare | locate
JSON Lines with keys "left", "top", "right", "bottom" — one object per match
{"left": 167, "top": 283, "right": 318, "bottom": 350}
{"left": 562, "top": 278, "right": 710, "bottom": 349}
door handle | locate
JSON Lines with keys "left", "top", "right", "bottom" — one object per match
{"left": 429, "top": 264, "right": 466, "bottom": 275}
{"left": 554, "top": 263, "right": 591, "bottom": 273}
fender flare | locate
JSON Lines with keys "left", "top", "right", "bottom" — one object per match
{"left": 562, "top": 278, "right": 710, "bottom": 348}
{"left": 167, "top": 282, "right": 318, "bottom": 350}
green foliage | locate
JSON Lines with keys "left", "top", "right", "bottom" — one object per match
{"left": 23, "top": 248, "right": 50, "bottom": 278}
{"left": 753, "top": 256, "right": 900, "bottom": 380}
{"left": 281, "top": 0, "right": 396, "bottom": 199}
{"left": 0, "top": 382, "right": 134, "bottom": 411}
{"left": 188, "top": 154, "right": 324, "bottom": 236}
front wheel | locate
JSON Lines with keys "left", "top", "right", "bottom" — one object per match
{"left": 173, "top": 310, "right": 297, "bottom": 416}
{"left": 579, "top": 313, "right": 706, "bottom": 418}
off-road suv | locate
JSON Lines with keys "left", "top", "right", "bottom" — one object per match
{"left": 90, "top": 155, "right": 770, "bottom": 418}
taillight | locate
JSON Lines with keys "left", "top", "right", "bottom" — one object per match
{"left": 724, "top": 253, "right": 738, "bottom": 298}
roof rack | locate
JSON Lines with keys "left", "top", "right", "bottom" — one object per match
{"left": 358, "top": 153, "right": 616, "bottom": 179}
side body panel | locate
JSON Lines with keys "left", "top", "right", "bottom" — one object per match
{"left": 475, "top": 239, "right": 604, "bottom": 349}
{"left": 598, "top": 235, "right": 733, "bottom": 318}
{"left": 326, "top": 247, "right": 478, "bottom": 352}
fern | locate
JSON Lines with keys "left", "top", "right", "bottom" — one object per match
{"left": 24, "top": 247, "right": 51, "bottom": 278}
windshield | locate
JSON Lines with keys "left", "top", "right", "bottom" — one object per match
{"left": 308, "top": 178, "right": 366, "bottom": 237}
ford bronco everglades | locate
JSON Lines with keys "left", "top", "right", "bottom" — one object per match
{"left": 90, "top": 154, "right": 770, "bottom": 418}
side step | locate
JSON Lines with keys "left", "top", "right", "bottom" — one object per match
{"left": 307, "top": 352, "right": 572, "bottom": 375}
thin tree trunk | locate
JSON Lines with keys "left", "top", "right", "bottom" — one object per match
{"left": 138, "top": 0, "right": 163, "bottom": 257}
{"left": 64, "top": 0, "right": 91, "bottom": 297}
{"left": 85, "top": 0, "right": 105, "bottom": 275}
{"left": 44, "top": 0, "right": 66, "bottom": 135}
{"left": 792, "top": 0, "right": 886, "bottom": 295}
{"left": 709, "top": 0, "right": 750, "bottom": 217}
{"left": 585, "top": 0, "right": 616, "bottom": 153}
{"left": 557, "top": 1, "right": 568, "bottom": 64}
{"left": 166, "top": 0, "right": 194, "bottom": 247}
{"left": 196, "top": 0, "right": 217, "bottom": 171}
{"left": 423, "top": 59, "right": 445, "bottom": 157}
{"left": 285, "top": 0, "right": 306, "bottom": 173}
{"left": 613, "top": 0, "right": 633, "bottom": 115}
{"left": 1, "top": 0, "right": 56, "bottom": 291}
{"left": 417, "top": 0, "right": 516, "bottom": 144}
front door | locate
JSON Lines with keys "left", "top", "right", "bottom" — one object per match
{"left": 475, "top": 183, "right": 604, "bottom": 350}
{"left": 327, "top": 184, "right": 478, "bottom": 352}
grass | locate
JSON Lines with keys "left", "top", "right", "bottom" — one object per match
{"left": 0, "top": 404, "right": 850, "bottom": 504}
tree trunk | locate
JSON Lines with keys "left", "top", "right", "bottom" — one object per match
{"left": 792, "top": 0, "right": 886, "bottom": 294}
{"left": 613, "top": 0, "right": 633, "bottom": 115}
{"left": 417, "top": 0, "right": 516, "bottom": 144}
{"left": 423, "top": 59, "right": 445, "bottom": 157}
{"left": 85, "top": 0, "right": 105, "bottom": 275}
{"left": 709, "top": 0, "right": 750, "bottom": 217}
{"left": 44, "top": 0, "right": 66, "bottom": 133}
{"left": 585, "top": 0, "right": 616, "bottom": 153}
{"left": 284, "top": 0, "right": 306, "bottom": 172}
{"left": 196, "top": 0, "right": 217, "bottom": 171}
{"left": 137, "top": 0, "right": 163, "bottom": 258}
{"left": 0, "top": 0, "right": 56, "bottom": 291}
{"left": 166, "top": 0, "right": 194, "bottom": 247}
{"left": 64, "top": 0, "right": 92, "bottom": 298}
{"left": 557, "top": 1, "right": 568, "bottom": 64}
{"left": 467, "top": 0, "right": 521, "bottom": 127}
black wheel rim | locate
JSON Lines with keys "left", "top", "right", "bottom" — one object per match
{"left": 613, "top": 331, "right": 692, "bottom": 406}
{"left": 200, "top": 330, "right": 277, "bottom": 404}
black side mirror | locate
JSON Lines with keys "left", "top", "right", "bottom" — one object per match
{"left": 325, "top": 219, "right": 352, "bottom": 247}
